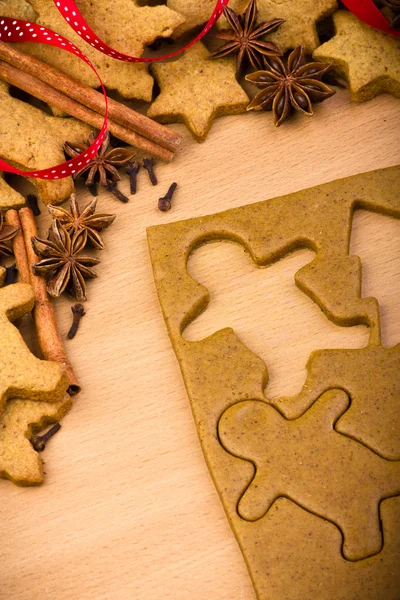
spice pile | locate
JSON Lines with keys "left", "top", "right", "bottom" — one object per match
{"left": 0, "top": 123, "right": 180, "bottom": 485}
{"left": 0, "top": 0, "right": 398, "bottom": 203}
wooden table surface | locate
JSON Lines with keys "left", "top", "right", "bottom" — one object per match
{"left": 1, "top": 89, "right": 400, "bottom": 600}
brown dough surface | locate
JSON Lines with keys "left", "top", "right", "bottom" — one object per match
{"left": 147, "top": 166, "right": 400, "bottom": 599}
{"left": 219, "top": 391, "right": 400, "bottom": 561}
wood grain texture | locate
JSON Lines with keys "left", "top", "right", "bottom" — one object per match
{"left": 0, "top": 89, "right": 399, "bottom": 600}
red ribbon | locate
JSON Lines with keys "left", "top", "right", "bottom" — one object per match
{"left": 52, "top": 0, "right": 230, "bottom": 62}
{"left": 0, "top": 1, "right": 229, "bottom": 180}
{"left": 0, "top": 18, "right": 108, "bottom": 180}
{"left": 341, "top": 0, "right": 400, "bottom": 38}
{"left": 0, "top": 0, "right": 398, "bottom": 181}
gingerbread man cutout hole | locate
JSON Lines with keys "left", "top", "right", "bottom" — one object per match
{"left": 184, "top": 243, "right": 369, "bottom": 399}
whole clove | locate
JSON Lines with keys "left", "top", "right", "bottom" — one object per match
{"left": 4, "top": 264, "right": 18, "bottom": 285}
{"left": 31, "top": 423, "right": 61, "bottom": 452}
{"left": 126, "top": 161, "right": 140, "bottom": 195}
{"left": 143, "top": 158, "right": 158, "bottom": 186}
{"left": 26, "top": 194, "right": 41, "bottom": 216}
{"left": 105, "top": 180, "right": 129, "bottom": 203}
{"left": 67, "top": 303, "right": 86, "bottom": 339}
{"left": 158, "top": 182, "right": 178, "bottom": 212}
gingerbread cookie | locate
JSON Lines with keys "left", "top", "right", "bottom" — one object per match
{"left": 0, "top": 0, "right": 36, "bottom": 21}
{"left": 11, "top": 0, "right": 184, "bottom": 101}
{"left": 0, "top": 81, "right": 91, "bottom": 206}
{"left": 0, "top": 282, "right": 69, "bottom": 414}
{"left": 147, "top": 165, "right": 400, "bottom": 599}
{"left": 313, "top": 10, "right": 400, "bottom": 101}
{"left": 219, "top": 391, "right": 400, "bottom": 561}
{"left": 0, "top": 394, "right": 72, "bottom": 485}
{"left": 0, "top": 173, "right": 25, "bottom": 211}
{"left": 168, "top": 0, "right": 338, "bottom": 53}
{"left": 148, "top": 42, "right": 249, "bottom": 142}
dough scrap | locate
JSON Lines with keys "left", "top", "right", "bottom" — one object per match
{"left": 147, "top": 165, "right": 400, "bottom": 599}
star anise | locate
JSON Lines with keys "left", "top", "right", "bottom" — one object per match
{"left": 246, "top": 46, "right": 335, "bottom": 126}
{"left": 64, "top": 131, "right": 136, "bottom": 189}
{"left": 32, "top": 220, "right": 100, "bottom": 302}
{"left": 382, "top": 0, "right": 400, "bottom": 28}
{"left": 47, "top": 194, "right": 116, "bottom": 250}
{"left": 211, "top": 0, "right": 284, "bottom": 72}
{"left": 0, "top": 209, "right": 18, "bottom": 259}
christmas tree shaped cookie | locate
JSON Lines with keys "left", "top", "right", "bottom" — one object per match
{"left": 0, "top": 282, "right": 68, "bottom": 414}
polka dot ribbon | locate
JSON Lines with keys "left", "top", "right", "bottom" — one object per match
{"left": 0, "top": 0, "right": 229, "bottom": 180}
{"left": 53, "top": 0, "right": 231, "bottom": 62}
{"left": 342, "top": 0, "right": 400, "bottom": 38}
{"left": 0, "top": 18, "right": 107, "bottom": 179}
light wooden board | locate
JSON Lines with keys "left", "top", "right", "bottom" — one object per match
{"left": 1, "top": 89, "right": 399, "bottom": 600}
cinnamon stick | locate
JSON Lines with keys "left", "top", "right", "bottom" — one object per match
{"left": 0, "top": 40, "right": 181, "bottom": 153}
{"left": 18, "top": 207, "right": 80, "bottom": 395}
{"left": 0, "top": 59, "right": 174, "bottom": 162}
{"left": 5, "top": 209, "right": 31, "bottom": 284}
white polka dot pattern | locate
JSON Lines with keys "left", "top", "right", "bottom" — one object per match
{"left": 0, "top": 17, "right": 108, "bottom": 180}
{"left": 0, "top": 0, "right": 229, "bottom": 180}
{"left": 52, "top": 0, "right": 230, "bottom": 62}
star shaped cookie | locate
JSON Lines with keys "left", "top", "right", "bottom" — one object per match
{"left": 148, "top": 43, "right": 249, "bottom": 142}
{"left": 12, "top": 0, "right": 184, "bottom": 101}
{"left": 313, "top": 10, "right": 400, "bottom": 101}
{"left": 168, "top": 0, "right": 338, "bottom": 52}
{"left": 167, "top": 0, "right": 217, "bottom": 38}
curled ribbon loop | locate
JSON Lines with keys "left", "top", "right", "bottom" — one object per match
{"left": 0, "top": 18, "right": 107, "bottom": 179}
{"left": 52, "top": 0, "right": 231, "bottom": 62}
